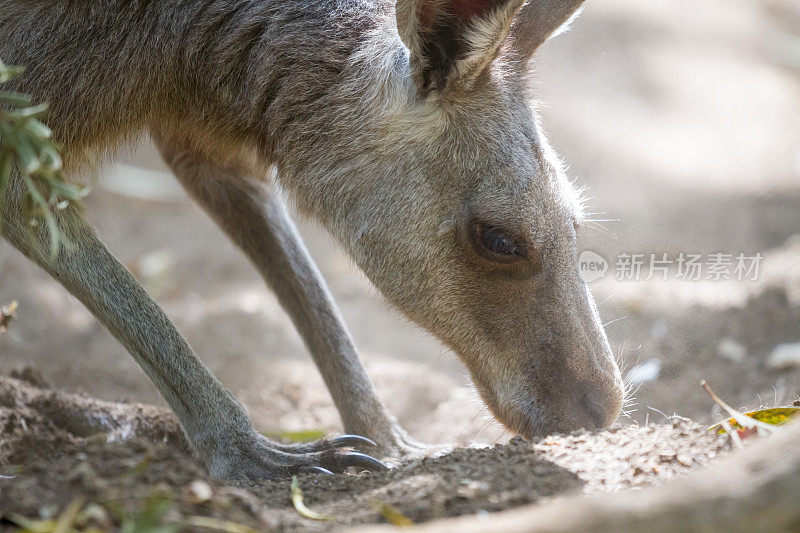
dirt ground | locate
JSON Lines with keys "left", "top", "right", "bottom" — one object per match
{"left": 1, "top": 0, "right": 799, "bottom": 530}
{"left": 0, "top": 375, "right": 730, "bottom": 531}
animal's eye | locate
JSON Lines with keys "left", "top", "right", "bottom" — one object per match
{"left": 473, "top": 223, "right": 526, "bottom": 260}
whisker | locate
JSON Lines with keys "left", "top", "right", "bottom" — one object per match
{"left": 602, "top": 315, "right": 628, "bottom": 328}
{"left": 493, "top": 428, "right": 510, "bottom": 444}
{"left": 615, "top": 341, "right": 630, "bottom": 370}
{"left": 584, "top": 222, "right": 618, "bottom": 239}
{"left": 626, "top": 382, "right": 643, "bottom": 400}
{"left": 646, "top": 406, "right": 671, "bottom": 423}
{"left": 469, "top": 415, "right": 494, "bottom": 443}
{"left": 596, "top": 293, "right": 615, "bottom": 308}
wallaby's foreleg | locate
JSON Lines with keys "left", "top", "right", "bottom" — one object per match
{"left": 0, "top": 176, "right": 386, "bottom": 478}
{"left": 155, "top": 135, "right": 421, "bottom": 457}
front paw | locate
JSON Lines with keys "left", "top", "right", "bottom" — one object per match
{"left": 205, "top": 431, "right": 388, "bottom": 481}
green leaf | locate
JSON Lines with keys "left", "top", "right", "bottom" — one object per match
{"left": 701, "top": 380, "right": 777, "bottom": 436}
{"left": 6, "top": 498, "right": 84, "bottom": 533}
{"left": 709, "top": 407, "right": 800, "bottom": 434}
{"left": 183, "top": 516, "right": 259, "bottom": 533}
{"left": 6, "top": 514, "right": 58, "bottom": 533}
{"left": 0, "top": 57, "right": 89, "bottom": 257}
{"left": 0, "top": 61, "right": 24, "bottom": 83}
{"left": 52, "top": 498, "right": 84, "bottom": 533}
{"left": 39, "top": 145, "right": 62, "bottom": 172}
{"left": 22, "top": 118, "right": 53, "bottom": 141}
{"left": 0, "top": 149, "right": 12, "bottom": 225}
{"left": 373, "top": 501, "right": 414, "bottom": 527}
{"left": 22, "top": 173, "right": 62, "bottom": 260}
{"left": 3, "top": 102, "right": 49, "bottom": 120}
{"left": 12, "top": 133, "right": 42, "bottom": 175}
{"left": 120, "top": 494, "right": 181, "bottom": 533}
{"left": 0, "top": 90, "right": 32, "bottom": 107}
{"left": 43, "top": 176, "right": 87, "bottom": 201}
{"left": 263, "top": 429, "right": 327, "bottom": 443}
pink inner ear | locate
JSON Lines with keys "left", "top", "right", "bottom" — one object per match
{"left": 450, "top": 0, "right": 497, "bottom": 23}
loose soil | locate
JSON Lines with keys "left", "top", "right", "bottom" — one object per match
{"left": 0, "top": 375, "right": 730, "bottom": 531}
{"left": 1, "top": 0, "right": 798, "bottom": 530}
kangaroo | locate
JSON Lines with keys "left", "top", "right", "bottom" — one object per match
{"left": 0, "top": 0, "right": 624, "bottom": 479}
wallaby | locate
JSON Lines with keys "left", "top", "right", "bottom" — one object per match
{"left": 0, "top": 0, "right": 624, "bottom": 479}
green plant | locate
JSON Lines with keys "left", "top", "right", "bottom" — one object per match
{"left": 0, "top": 58, "right": 88, "bottom": 258}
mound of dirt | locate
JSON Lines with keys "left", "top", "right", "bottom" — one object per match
{"left": 0, "top": 374, "right": 731, "bottom": 531}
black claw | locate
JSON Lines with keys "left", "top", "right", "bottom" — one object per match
{"left": 300, "top": 466, "right": 335, "bottom": 476}
{"left": 337, "top": 451, "right": 389, "bottom": 472}
{"left": 329, "top": 434, "right": 377, "bottom": 449}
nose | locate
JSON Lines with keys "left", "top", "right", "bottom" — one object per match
{"left": 579, "top": 382, "right": 623, "bottom": 429}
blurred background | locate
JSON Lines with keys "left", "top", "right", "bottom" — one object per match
{"left": 1, "top": 0, "right": 799, "bottom": 445}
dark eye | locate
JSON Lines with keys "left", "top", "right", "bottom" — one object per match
{"left": 473, "top": 223, "right": 526, "bottom": 260}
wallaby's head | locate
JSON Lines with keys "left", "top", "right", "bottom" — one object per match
{"left": 297, "top": 0, "right": 623, "bottom": 438}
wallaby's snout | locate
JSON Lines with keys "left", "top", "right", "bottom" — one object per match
{"left": 513, "top": 283, "right": 625, "bottom": 437}
{"left": 449, "top": 244, "right": 625, "bottom": 439}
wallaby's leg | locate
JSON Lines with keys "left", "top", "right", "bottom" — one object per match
{"left": 0, "top": 176, "right": 386, "bottom": 479}
{"left": 154, "top": 134, "right": 421, "bottom": 457}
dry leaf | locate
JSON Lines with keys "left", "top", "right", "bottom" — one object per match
{"left": 290, "top": 476, "right": 330, "bottom": 521}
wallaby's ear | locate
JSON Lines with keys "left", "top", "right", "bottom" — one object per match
{"left": 508, "top": 0, "right": 585, "bottom": 65}
{"left": 396, "top": 0, "right": 526, "bottom": 93}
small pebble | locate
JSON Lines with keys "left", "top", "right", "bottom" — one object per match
{"left": 186, "top": 479, "right": 213, "bottom": 503}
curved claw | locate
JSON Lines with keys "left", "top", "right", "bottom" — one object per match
{"left": 336, "top": 451, "right": 389, "bottom": 472}
{"left": 299, "top": 466, "right": 335, "bottom": 476}
{"left": 328, "top": 434, "right": 377, "bottom": 449}
{"left": 272, "top": 433, "right": 379, "bottom": 454}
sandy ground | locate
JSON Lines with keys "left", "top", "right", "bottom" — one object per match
{"left": 0, "top": 0, "right": 799, "bottom": 529}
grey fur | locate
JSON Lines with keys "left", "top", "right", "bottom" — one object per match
{"left": 1, "top": 0, "right": 623, "bottom": 479}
